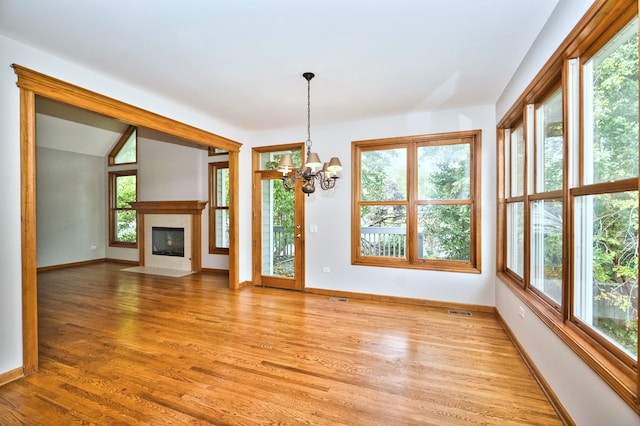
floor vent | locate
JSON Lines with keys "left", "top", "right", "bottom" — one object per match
{"left": 448, "top": 310, "right": 472, "bottom": 317}
{"left": 329, "top": 297, "right": 349, "bottom": 303}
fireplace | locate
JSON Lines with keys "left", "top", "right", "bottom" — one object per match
{"left": 152, "top": 227, "right": 185, "bottom": 257}
{"left": 130, "top": 200, "right": 208, "bottom": 272}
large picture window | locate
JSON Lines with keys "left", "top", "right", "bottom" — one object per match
{"left": 352, "top": 130, "right": 481, "bottom": 273}
{"left": 497, "top": 1, "right": 639, "bottom": 410}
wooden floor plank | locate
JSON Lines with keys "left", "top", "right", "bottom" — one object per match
{"left": 0, "top": 262, "right": 562, "bottom": 425}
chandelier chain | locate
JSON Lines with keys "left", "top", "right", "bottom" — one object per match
{"left": 306, "top": 76, "right": 312, "bottom": 150}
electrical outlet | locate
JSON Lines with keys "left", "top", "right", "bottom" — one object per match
{"left": 518, "top": 306, "right": 525, "bottom": 319}
{"left": 90, "top": 244, "right": 97, "bottom": 250}
{"left": 322, "top": 267, "right": 330, "bottom": 273}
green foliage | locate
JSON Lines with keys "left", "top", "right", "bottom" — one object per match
{"left": 592, "top": 28, "right": 638, "bottom": 182}
{"left": 115, "top": 174, "right": 136, "bottom": 242}
{"left": 587, "top": 24, "right": 638, "bottom": 356}
{"left": 418, "top": 148, "right": 471, "bottom": 261}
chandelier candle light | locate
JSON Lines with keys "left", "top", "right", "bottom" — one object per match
{"left": 277, "top": 72, "right": 342, "bottom": 194}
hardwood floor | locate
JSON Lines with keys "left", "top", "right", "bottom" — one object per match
{"left": 0, "top": 262, "right": 562, "bottom": 425}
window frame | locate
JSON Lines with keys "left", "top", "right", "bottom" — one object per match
{"left": 208, "top": 161, "right": 230, "bottom": 254}
{"left": 496, "top": 0, "right": 639, "bottom": 412}
{"left": 108, "top": 125, "right": 137, "bottom": 166}
{"left": 108, "top": 169, "right": 138, "bottom": 248}
{"left": 352, "top": 129, "right": 481, "bottom": 273}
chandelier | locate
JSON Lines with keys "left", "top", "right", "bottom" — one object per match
{"left": 277, "top": 72, "right": 342, "bottom": 194}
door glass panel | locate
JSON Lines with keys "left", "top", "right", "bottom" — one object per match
{"left": 261, "top": 179, "right": 295, "bottom": 277}
{"left": 260, "top": 149, "right": 302, "bottom": 170}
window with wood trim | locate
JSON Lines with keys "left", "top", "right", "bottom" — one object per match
{"left": 209, "top": 161, "right": 229, "bottom": 254}
{"left": 352, "top": 130, "right": 481, "bottom": 273}
{"left": 109, "top": 170, "right": 137, "bottom": 247}
{"left": 497, "top": 0, "right": 639, "bottom": 410}
{"left": 108, "top": 125, "right": 137, "bottom": 165}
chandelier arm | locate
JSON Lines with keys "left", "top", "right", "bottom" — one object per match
{"left": 317, "top": 173, "right": 338, "bottom": 190}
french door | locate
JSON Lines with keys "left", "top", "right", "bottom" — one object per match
{"left": 252, "top": 169, "right": 305, "bottom": 290}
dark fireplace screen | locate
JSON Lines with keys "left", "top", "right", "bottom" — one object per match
{"left": 152, "top": 227, "right": 185, "bottom": 257}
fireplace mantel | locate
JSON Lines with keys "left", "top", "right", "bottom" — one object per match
{"left": 130, "top": 200, "right": 208, "bottom": 272}
{"left": 130, "top": 200, "right": 208, "bottom": 215}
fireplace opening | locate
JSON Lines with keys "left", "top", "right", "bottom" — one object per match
{"left": 152, "top": 227, "right": 185, "bottom": 257}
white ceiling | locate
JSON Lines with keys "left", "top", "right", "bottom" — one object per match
{"left": 1, "top": 0, "right": 560, "bottom": 135}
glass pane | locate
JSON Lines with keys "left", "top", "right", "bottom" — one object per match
{"left": 418, "top": 204, "right": 470, "bottom": 261}
{"left": 360, "top": 205, "right": 406, "bottom": 258}
{"left": 259, "top": 149, "right": 302, "bottom": 170}
{"left": 115, "top": 210, "right": 136, "bottom": 242}
{"left": 417, "top": 143, "right": 470, "bottom": 200}
{"left": 116, "top": 175, "right": 136, "bottom": 208}
{"left": 115, "top": 128, "right": 136, "bottom": 164}
{"left": 215, "top": 209, "right": 229, "bottom": 249}
{"left": 216, "top": 167, "right": 229, "bottom": 207}
{"left": 507, "top": 202, "right": 524, "bottom": 277}
{"left": 574, "top": 192, "right": 638, "bottom": 359}
{"left": 261, "top": 179, "right": 295, "bottom": 277}
{"left": 583, "top": 18, "right": 638, "bottom": 184}
{"left": 536, "top": 89, "right": 563, "bottom": 192}
{"left": 361, "top": 148, "right": 406, "bottom": 201}
{"left": 530, "top": 200, "right": 563, "bottom": 304}
{"left": 510, "top": 124, "right": 525, "bottom": 197}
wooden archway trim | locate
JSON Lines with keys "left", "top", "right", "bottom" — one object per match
{"left": 13, "top": 64, "right": 241, "bottom": 376}
{"left": 13, "top": 64, "right": 240, "bottom": 153}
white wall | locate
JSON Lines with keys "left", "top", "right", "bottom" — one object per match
{"left": 495, "top": 0, "right": 639, "bottom": 423}
{"left": 246, "top": 104, "right": 497, "bottom": 307}
{"left": 36, "top": 147, "right": 106, "bottom": 267}
{"left": 0, "top": 33, "right": 246, "bottom": 376}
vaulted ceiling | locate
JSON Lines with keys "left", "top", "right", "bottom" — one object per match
{"left": 1, "top": 0, "right": 560, "bottom": 154}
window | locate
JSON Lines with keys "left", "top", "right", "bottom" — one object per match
{"left": 530, "top": 88, "right": 564, "bottom": 308}
{"left": 497, "top": 0, "right": 639, "bottom": 410}
{"left": 109, "top": 170, "right": 137, "bottom": 246}
{"left": 505, "top": 123, "right": 525, "bottom": 278}
{"left": 573, "top": 16, "right": 638, "bottom": 362}
{"left": 108, "top": 125, "right": 138, "bottom": 247}
{"left": 108, "top": 125, "right": 137, "bottom": 165}
{"left": 352, "top": 130, "right": 481, "bottom": 273}
{"left": 209, "top": 161, "right": 229, "bottom": 254}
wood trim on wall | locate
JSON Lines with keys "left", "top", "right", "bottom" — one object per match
{"left": 13, "top": 64, "right": 242, "bottom": 375}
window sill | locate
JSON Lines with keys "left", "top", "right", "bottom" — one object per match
{"left": 353, "top": 258, "right": 481, "bottom": 274}
{"left": 496, "top": 272, "right": 639, "bottom": 414}
{"left": 109, "top": 242, "right": 137, "bottom": 249}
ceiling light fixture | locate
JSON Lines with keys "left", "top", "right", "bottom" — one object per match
{"left": 277, "top": 72, "right": 342, "bottom": 195}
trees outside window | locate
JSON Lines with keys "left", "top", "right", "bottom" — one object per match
{"left": 574, "top": 17, "right": 638, "bottom": 360}
{"left": 109, "top": 170, "right": 137, "bottom": 246}
{"left": 352, "top": 130, "right": 481, "bottom": 273}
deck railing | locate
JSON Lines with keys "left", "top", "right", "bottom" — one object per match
{"left": 360, "top": 227, "right": 423, "bottom": 258}
{"left": 273, "top": 226, "right": 422, "bottom": 259}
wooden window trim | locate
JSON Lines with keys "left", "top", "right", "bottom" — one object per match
{"left": 352, "top": 130, "right": 481, "bottom": 274}
{"left": 108, "top": 125, "right": 137, "bottom": 166}
{"left": 209, "top": 161, "right": 230, "bottom": 254}
{"left": 108, "top": 169, "right": 137, "bottom": 248}
{"left": 497, "top": 0, "right": 640, "bottom": 413}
